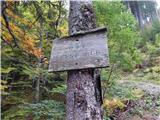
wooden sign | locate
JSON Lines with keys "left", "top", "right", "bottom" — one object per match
{"left": 49, "top": 27, "right": 109, "bottom": 72}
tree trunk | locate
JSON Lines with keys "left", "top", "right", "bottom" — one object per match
{"left": 35, "top": 78, "right": 40, "bottom": 102}
{"left": 67, "top": 1, "right": 103, "bottom": 120}
{"left": 126, "top": 1, "right": 143, "bottom": 28}
{"left": 35, "top": 22, "right": 43, "bottom": 102}
{"left": 136, "top": 1, "right": 143, "bottom": 28}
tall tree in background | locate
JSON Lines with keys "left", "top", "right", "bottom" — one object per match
{"left": 124, "top": 1, "right": 143, "bottom": 28}
{"left": 67, "top": 1, "right": 102, "bottom": 120}
{"left": 123, "top": 0, "right": 158, "bottom": 28}
{"left": 94, "top": 1, "right": 141, "bottom": 71}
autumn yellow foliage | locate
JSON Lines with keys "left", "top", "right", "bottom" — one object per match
{"left": 1, "top": 6, "right": 43, "bottom": 58}
{"left": 103, "top": 98, "right": 126, "bottom": 114}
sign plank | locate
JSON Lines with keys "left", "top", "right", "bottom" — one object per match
{"left": 49, "top": 27, "right": 109, "bottom": 72}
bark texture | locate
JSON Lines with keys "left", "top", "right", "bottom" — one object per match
{"left": 67, "top": 1, "right": 102, "bottom": 120}
{"left": 69, "top": 1, "right": 96, "bottom": 35}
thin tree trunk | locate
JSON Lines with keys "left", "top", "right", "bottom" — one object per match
{"left": 35, "top": 78, "right": 40, "bottom": 102}
{"left": 67, "top": 1, "right": 103, "bottom": 120}
{"left": 35, "top": 22, "right": 43, "bottom": 102}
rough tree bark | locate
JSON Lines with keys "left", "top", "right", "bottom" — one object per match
{"left": 66, "top": 1, "right": 103, "bottom": 120}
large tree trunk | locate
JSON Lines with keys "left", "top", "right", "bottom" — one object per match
{"left": 136, "top": 1, "right": 143, "bottom": 28}
{"left": 124, "top": 1, "right": 143, "bottom": 28}
{"left": 66, "top": 1, "right": 103, "bottom": 120}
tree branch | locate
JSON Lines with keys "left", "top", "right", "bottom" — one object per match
{"left": 2, "top": 2, "right": 19, "bottom": 48}
{"left": 1, "top": 36, "right": 14, "bottom": 51}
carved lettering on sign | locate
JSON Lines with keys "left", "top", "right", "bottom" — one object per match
{"left": 49, "top": 27, "right": 109, "bottom": 72}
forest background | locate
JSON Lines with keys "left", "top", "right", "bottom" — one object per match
{"left": 1, "top": 0, "right": 160, "bottom": 120}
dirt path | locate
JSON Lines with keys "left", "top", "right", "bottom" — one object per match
{"left": 118, "top": 79, "right": 160, "bottom": 96}
{"left": 117, "top": 77, "right": 160, "bottom": 120}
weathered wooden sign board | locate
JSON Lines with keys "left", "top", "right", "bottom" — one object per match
{"left": 49, "top": 27, "right": 109, "bottom": 72}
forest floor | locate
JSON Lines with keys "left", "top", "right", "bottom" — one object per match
{"left": 115, "top": 71, "right": 160, "bottom": 120}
